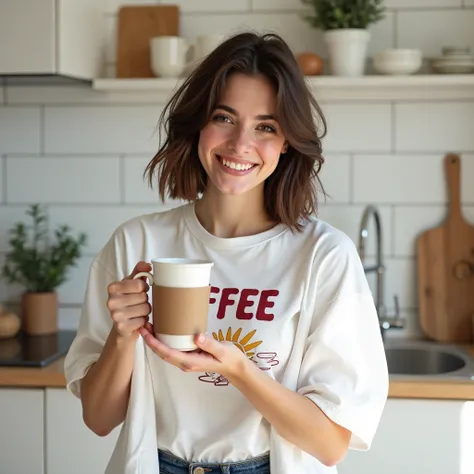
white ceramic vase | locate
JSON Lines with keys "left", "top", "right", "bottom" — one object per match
{"left": 324, "top": 29, "right": 370, "bottom": 77}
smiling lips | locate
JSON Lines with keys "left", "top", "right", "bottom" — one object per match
{"left": 216, "top": 154, "right": 257, "bottom": 174}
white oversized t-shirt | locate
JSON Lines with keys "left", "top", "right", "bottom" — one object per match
{"left": 64, "top": 202, "right": 389, "bottom": 474}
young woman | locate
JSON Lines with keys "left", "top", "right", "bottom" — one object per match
{"left": 65, "top": 32, "right": 388, "bottom": 474}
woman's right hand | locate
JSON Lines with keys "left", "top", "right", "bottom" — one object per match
{"left": 106, "top": 261, "right": 152, "bottom": 339}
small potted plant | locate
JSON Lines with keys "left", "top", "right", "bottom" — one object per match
{"left": 302, "top": 0, "right": 385, "bottom": 76}
{"left": 1, "top": 204, "right": 87, "bottom": 335}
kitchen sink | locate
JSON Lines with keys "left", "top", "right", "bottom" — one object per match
{"left": 386, "top": 347, "right": 466, "bottom": 375}
{"left": 384, "top": 340, "right": 474, "bottom": 379}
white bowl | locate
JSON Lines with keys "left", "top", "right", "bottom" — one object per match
{"left": 373, "top": 49, "right": 423, "bottom": 75}
{"left": 442, "top": 46, "right": 471, "bottom": 57}
{"left": 432, "top": 59, "right": 474, "bottom": 74}
{"left": 433, "top": 54, "right": 473, "bottom": 62}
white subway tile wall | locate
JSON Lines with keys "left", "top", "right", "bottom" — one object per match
{"left": 353, "top": 154, "right": 466, "bottom": 204}
{"left": 395, "top": 103, "right": 474, "bottom": 153}
{"left": 322, "top": 104, "right": 392, "bottom": 152}
{"left": 44, "top": 106, "right": 162, "bottom": 154}
{"left": 0, "top": 108, "right": 41, "bottom": 154}
{"left": 251, "top": 0, "right": 305, "bottom": 10}
{"left": 316, "top": 154, "right": 351, "bottom": 203}
{"left": 5, "top": 157, "right": 122, "bottom": 204}
{"left": 386, "top": 0, "right": 463, "bottom": 8}
{"left": 397, "top": 9, "right": 474, "bottom": 56}
{"left": 0, "top": 0, "right": 473, "bottom": 335}
{"left": 123, "top": 156, "right": 163, "bottom": 204}
{"left": 165, "top": 0, "right": 252, "bottom": 13}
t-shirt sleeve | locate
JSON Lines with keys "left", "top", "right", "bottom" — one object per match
{"left": 296, "top": 231, "right": 389, "bottom": 451}
{"left": 64, "top": 241, "right": 122, "bottom": 399}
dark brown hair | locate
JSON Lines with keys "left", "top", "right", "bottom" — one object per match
{"left": 145, "top": 31, "right": 327, "bottom": 231}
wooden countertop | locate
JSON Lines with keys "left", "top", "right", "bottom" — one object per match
{"left": 1, "top": 349, "right": 474, "bottom": 400}
{"left": 387, "top": 345, "right": 474, "bottom": 400}
{"left": 0, "top": 357, "right": 67, "bottom": 388}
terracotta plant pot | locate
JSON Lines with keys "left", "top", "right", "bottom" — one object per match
{"left": 22, "top": 292, "right": 58, "bottom": 335}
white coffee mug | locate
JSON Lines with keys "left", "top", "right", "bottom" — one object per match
{"left": 150, "top": 36, "right": 192, "bottom": 78}
{"left": 179, "top": 34, "right": 225, "bottom": 75}
{"left": 193, "top": 34, "right": 225, "bottom": 62}
{"left": 134, "top": 258, "right": 214, "bottom": 351}
{"left": 134, "top": 257, "right": 214, "bottom": 288}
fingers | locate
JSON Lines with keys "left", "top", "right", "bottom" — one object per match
{"left": 194, "top": 333, "right": 224, "bottom": 359}
{"left": 116, "top": 316, "right": 149, "bottom": 337}
{"left": 107, "top": 261, "right": 151, "bottom": 295}
{"left": 108, "top": 296, "right": 151, "bottom": 338}
{"left": 108, "top": 276, "right": 149, "bottom": 296}
{"left": 107, "top": 292, "right": 148, "bottom": 311}
{"left": 126, "top": 261, "right": 152, "bottom": 280}
{"left": 144, "top": 321, "right": 154, "bottom": 333}
{"left": 139, "top": 329, "right": 221, "bottom": 374}
{"left": 105, "top": 261, "right": 152, "bottom": 338}
{"left": 109, "top": 302, "right": 151, "bottom": 323}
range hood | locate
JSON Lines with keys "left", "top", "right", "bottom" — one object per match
{"left": 0, "top": 0, "right": 103, "bottom": 86}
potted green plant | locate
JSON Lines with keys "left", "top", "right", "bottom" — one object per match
{"left": 302, "top": 0, "right": 385, "bottom": 76}
{"left": 1, "top": 204, "right": 87, "bottom": 335}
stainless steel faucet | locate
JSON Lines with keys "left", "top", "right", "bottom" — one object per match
{"left": 358, "top": 205, "right": 404, "bottom": 340}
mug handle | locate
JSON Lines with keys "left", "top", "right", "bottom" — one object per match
{"left": 133, "top": 271, "right": 154, "bottom": 285}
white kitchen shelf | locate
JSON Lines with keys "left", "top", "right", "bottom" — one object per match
{"left": 92, "top": 74, "right": 474, "bottom": 102}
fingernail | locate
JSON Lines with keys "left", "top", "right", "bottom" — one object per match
{"left": 197, "top": 334, "right": 205, "bottom": 343}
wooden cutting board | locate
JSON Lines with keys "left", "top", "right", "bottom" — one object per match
{"left": 116, "top": 5, "right": 180, "bottom": 78}
{"left": 417, "top": 153, "right": 474, "bottom": 343}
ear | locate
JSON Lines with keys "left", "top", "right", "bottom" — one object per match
{"left": 281, "top": 141, "right": 289, "bottom": 154}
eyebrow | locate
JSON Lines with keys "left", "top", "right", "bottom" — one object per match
{"left": 216, "top": 104, "right": 276, "bottom": 121}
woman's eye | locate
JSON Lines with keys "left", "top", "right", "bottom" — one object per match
{"left": 258, "top": 124, "right": 277, "bottom": 134}
{"left": 212, "top": 114, "right": 232, "bottom": 124}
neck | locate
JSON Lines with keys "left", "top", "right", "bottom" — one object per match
{"left": 195, "top": 184, "right": 276, "bottom": 238}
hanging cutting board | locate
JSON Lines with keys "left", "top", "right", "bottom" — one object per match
{"left": 417, "top": 153, "right": 474, "bottom": 343}
{"left": 116, "top": 5, "right": 180, "bottom": 78}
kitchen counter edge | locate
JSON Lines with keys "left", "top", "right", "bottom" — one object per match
{"left": 1, "top": 356, "right": 474, "bottom": 401}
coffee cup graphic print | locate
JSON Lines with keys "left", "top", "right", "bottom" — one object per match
{"left": 198, "top": 327, "right": 280, "bottom": 387}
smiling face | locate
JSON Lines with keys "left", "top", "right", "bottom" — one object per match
{"left": 197, "top": 73, "right": 288, "bottom": 197}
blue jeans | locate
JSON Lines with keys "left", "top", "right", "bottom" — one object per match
{"left": 158, "top": 449, "right": 270, "bottom": 474}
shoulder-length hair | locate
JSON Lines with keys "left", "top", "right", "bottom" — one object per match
{"left": 145, "top": 31, "right": 327, "bottom": 231}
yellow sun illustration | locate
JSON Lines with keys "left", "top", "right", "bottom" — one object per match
{"left": 212, "top": 327, "right": 262, "bottom": 358}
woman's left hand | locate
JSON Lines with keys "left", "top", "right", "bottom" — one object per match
{"left": 139, "top": 323, "right": 249, "bottom": 379}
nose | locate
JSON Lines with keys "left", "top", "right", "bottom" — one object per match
{"left": 227, "top": 125, "right": 253, "bottom": 155}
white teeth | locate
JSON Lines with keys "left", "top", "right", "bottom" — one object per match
{"left": 221, "top": 158, "right": 253, "bottom": 171}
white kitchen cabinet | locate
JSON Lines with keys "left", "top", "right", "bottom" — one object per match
{"left": 45, "top": 388, "right": 120, "bottom": 474}
{"left": 2, "top": 387, "right": 473, "bottom": 474}
{"left": 338, "top": 398, "right": 474, "bottom": 474}
{"left": 0, "top": 0, "right": 102, "bottom": 79}
{"left": 0, "top": 388, "right": 44, "bottom": 474}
